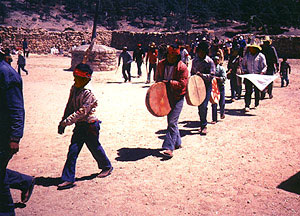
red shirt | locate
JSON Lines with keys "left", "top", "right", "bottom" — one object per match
{"left": 155, "top": 60, "right": 188, "bottom": 101}
{"left": 146, "top": 50, "right": 158, "bottom": 64}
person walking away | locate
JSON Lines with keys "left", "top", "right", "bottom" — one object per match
{"left": 155, "top": 44, "right": 188, "bottom": 158}
{"left": 280, "top": 57, "right": 291, "bottom": 87}
{"left": 118, "top": 47, "right": 132, "bottom": 82}
{"left": 261, "top": 36, "right": 279, "bottom": 99}
{"left": 22, "top": 38, "right": 29, "bottom": 58}
{"left": 17, "top": 51, "right": 28, "bottom": 75}
{"left": 211, "top": 56, "right": 226, "bottom": 123}
{"left": 133, "top": 44, "right": 145, "bottom": 78}
{"left": 227, "top": 45, "right": 242, "bottom": 101}
{"left": 57, "top": 63, "right": 113, "bottom": 190}
{"left": 0, "top": 55, "right": 35, "bottom": 216}
{"left": 242, "top": 40, "right": 267, "bottom": 112}
{"left": 191, "top": 41, "right": 216, "bottom": 135}
{"left": 145, "top": 42, "right": 158, "bottom": 84}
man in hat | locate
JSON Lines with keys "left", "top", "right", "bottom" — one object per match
{"left": 133, "top": 44, "right": 145, "bottom": 78}
{"left": 261, "top": 36, "right": 279, "bottom": 99}
{"left": 227, "top": 44, "right": 242, "bottom": 101}
{"left": 118, "top": 47, "right": 132, "bottom": 82}
{"left": 57, "top": 63, "right": 113, "bottom": 190}
{"left": 0, "top": 55, "right": 35, "bottom": 215}
{"left": 145, "top": 42, "right": 158, "bottom": 84}
{"left": 191, "top": 41, "right": 216, "bottom": 135}
{"left": 242, "top": 41, "right": 267, "bottom": 112}
{"left": 155, "top": 44, "right": 188, "bottom": 158}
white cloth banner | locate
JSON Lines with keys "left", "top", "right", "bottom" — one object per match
{"left": 237, "top": 74, "right": 279, "bottom": 91}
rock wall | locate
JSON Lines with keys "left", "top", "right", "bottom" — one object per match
{"left": 0, "top": 26, "right": 112, "bottom": 54}
{"left": 71, "top": 44, "right": 117, "bottom": 71}
{"left": 0, "top": 26, "right": 299, "bottom": 58}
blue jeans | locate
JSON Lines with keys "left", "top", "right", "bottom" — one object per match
{"left": 162, "top": 97, "right": 184, "bottom": 151}
{"left": 136, "top": 61, "right": 142, "bottom": 76}
{"left": 61, "top": 121, "right": 112, "bottom": 183}
{"left": 244, "top": 79, "right": 260, "bottom": 107}
{"left": 198, "top": 81, "right": 212, "bottom": 129}
{"left": 212, "top": 85, "right": 225, "bottom": 121}
{"left": 122, "top": 64, "right": 131, "bottom": 81}
{"left": 281, "top": 75, "right": 289, "bottom": 87}
{"left": 230, "top": 75, "right": 242, "bottom": 99}
{"left": 0, "top": 151, "right": 14, "bottom": 216}
{"left": 147, "top": 63, "right": 157, "bottom": 82}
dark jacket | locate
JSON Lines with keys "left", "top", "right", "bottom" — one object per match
{"left": 155, "top": 59, "right": 188, "bottom": 101}
{"left": 0, "top": 60, "right": 25, "bottom": 150}
{"left": 17, "top": 55, "right": 26, "bottom": 65}
{"left": 133, "top": 48, "right": 145, "bottom": 63}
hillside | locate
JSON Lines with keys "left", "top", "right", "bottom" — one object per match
{"left": 1, "top": 0, "right": 300, "bottom": 37}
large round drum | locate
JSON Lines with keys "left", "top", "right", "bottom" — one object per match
{"left": 145, "top": 82, "right": 171, "bottom": 117}
{"left": 185, "top": 75, "right": 206, "bottom": 106}
{"left": 210, "top": 77, "right": 220, "bottom": 104}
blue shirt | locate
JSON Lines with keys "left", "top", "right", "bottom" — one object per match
{"left": 0, "top": 60, "right": 25, "bottom": 149}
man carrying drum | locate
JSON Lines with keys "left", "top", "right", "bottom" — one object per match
{"left": 155, "top": 44, "right": 188, "bottom": 158}
{"left": 191, "top": 41, "right": 216, "bottom": 135}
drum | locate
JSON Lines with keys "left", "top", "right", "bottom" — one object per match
{"left": 145, "top": 82, "right": 171, "bottom": 117}
{"left": 185, "top": 75, "right": 206, "bottom": 106}
{"left": 210, "top": 77, "right": 220, "bottom": 104}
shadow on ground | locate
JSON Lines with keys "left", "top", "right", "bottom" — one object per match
{"left": 277, "top": 172, "right": 300, "bottom": 195}
{"left": 155, "top": 128, "right": 199, "bottom": 140}
{"left": 225, "top": 108, "right": 255, "bottom": 116}
{"left": 35, "top": 173, "right": 98, "bottom": 187}
{"left": 116, "top": 148, "right": 169, "bottom": 161}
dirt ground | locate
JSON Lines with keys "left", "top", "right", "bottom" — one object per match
{"left": 7, "top": 55, "right": 300, "bottom": 216}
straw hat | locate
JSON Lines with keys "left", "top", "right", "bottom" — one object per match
{"left": 247, "top": 38, "right": 262, "bottom": 51}
{"left": 262, "top": 36, "right": 272, "bottom": 44}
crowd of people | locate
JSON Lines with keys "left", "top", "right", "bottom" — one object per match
{"left": 0, "top": 33, "right": 293, "bottom": 215}
{"left": 117, "top": 35, "right": 291, "bottom": 157}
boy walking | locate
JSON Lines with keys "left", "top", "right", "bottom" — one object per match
{"left": 17, "top": 51, "right": 28, "bottom": 75}
{"left": 57, "top": 63, "right": 113, "bottom": 190}
{"left": 280, "top": 57, "right": 291, "bottom": 87}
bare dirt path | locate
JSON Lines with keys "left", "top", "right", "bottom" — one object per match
{"left": 8, "top": 55, "right": 300, "bottom": 216}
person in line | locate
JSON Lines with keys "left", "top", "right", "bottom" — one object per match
{"left": 118, "top": 47, "right": 132, "bottom": 82}
{"left": 57, "top": 63, "right": 113, "bottom": 190}
{"left": 17, "top": 51, "right": 28, "bottom": 75}
{"left": 211, "top": 56, "right": 226, "bottom": 123}
{"left": 227, "top": 45, "right": 242, "bottom": 101}
{"left": 242, "top": 41, "right": 267, "bottom": 112}
{"left": 280, "top": 57, "right": 291, "bottom": 87}
{"left": 191, "top": 41, "right": 216, "bottom": 135}
{"left": 133, "top": 44, "right": 145, "bottom": 78}
{"left": 0, "top": 53, "right": 35, "bottom": 215}
{"left": 145, "top": 42, "right": 158, "bottom": 84}
{"left": 155, "top": 44, "right": 188, "bottom": 158}
{"left": 261, "top": 36, "right": 279, "bottom": 99}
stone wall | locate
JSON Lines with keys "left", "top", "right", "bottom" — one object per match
{"left": 71, "top": 44, "right": 117, "bottom": 71}
{"left": 0, "top": 26, "right": 112, "bottom": 54}
{"left": 0, "top": 26, "right": 299, "bottom": 58}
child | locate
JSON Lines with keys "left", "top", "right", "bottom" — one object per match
{"left": 57, "top": 63, "right": 113, "bottom": 190}
{"left": 212, "top": 56, "right": 226, "bottom": 123}
{"left": 280, "top": 57, "right": 291, "bottom": 87}
{"left": 17, "top": 51, "right": 28, "bottom": 75}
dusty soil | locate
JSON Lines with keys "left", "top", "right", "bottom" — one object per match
{"left": 7, "top": 55, "right": 300, "bottom": 216}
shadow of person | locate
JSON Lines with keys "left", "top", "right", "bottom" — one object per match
{"left": 179, "top": 121, "right": 201, "bottom": 128}
{"left": 225, "top": 108, "right": 255, "bottom": 117}
{"left": 155, "top": 128, "right": 199, "bottom": 140}
{"left": 35, "top": 173, "right": 99, "bottom": 187}
{"left": 115, "top": 147, "right": 167, "bottom": 161}
{"left": 277, "top": 171, "right": 300, "bottom": 195}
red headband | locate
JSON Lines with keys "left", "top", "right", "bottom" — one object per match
{"left": 168, "top": 46, "right": 180, "bottom": 55}
{"left": 73, "top": 68, "right": 92, "bottom": 79}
